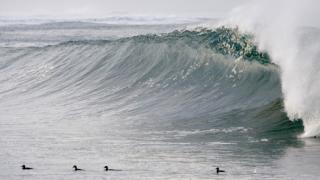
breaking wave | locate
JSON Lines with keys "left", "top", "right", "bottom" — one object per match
{"left": 0, "top": 27, "right": 303, "bottom": 139}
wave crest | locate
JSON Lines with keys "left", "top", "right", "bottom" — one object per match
{"left": 0, "top": 27, "right": 302, "bottom": 137}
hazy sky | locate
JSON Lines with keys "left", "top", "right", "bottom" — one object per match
{"left": 0, "top": 0, "right": 251, "bottom": 18}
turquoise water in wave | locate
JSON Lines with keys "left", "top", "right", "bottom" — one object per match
{"left": 0, "top": 21, "right": 320, "bottom": 179}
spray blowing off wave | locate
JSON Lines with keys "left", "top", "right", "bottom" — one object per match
{"left": 224, "top": 0, "right": 320, "bottom": 137}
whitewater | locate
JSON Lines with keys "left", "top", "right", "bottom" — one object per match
{"left": 224, "top": 0, "right": 320, "bottom": 137}
{"left": 1, "top": 3, "right": 320, "bottom": 179}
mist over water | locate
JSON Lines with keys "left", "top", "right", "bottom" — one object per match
{"left": 225, "top": 0, "right": 320, "bottom": 137}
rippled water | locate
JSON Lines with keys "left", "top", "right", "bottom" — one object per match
{"left": 2, "top": 118, "right": 320, "bottom": 179}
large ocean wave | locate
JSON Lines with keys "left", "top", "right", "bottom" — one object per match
{"left": 0, "top": 27, "right": 303, "bottom": 139}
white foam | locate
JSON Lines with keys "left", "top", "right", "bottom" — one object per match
{"left": 224, "top": 0, "right": 320, "bottom": 137}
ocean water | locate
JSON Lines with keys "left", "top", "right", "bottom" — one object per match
{"left": 1, "top": 18, "right": 320, "bottom": 180}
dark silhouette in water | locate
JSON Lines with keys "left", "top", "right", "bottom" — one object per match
{"left": 216, "top": 167, "right": 225, "bottom": 174}
{"left": 73, "top": 165, "right": 84, "bottom": 171}
{"left": 21, "top": 165, "right": 33, "bottom": 170}
{"left": 104, "top": 165, "right": 109, "bottom": 171}
{"left": 104, "top": 165, "right": 122, "bottom": 171}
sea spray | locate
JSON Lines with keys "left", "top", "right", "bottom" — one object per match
{"left": 224, "top": 0, "right": 320, "bottom": 137}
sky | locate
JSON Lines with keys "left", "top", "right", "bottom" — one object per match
{"left": 0, "top": 0, "right": 251, "bottom": 18}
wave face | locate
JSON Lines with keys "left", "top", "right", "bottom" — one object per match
{"left": 0, "top": 27, "right": 303, "bottom": 139}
